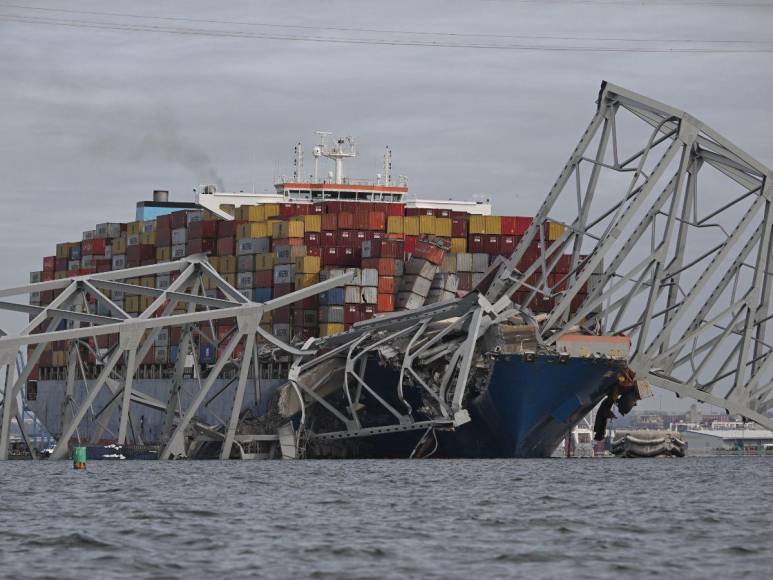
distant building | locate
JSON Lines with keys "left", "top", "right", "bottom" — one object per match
{"left": 682, "top": 428, "right": 773, "bottom": 456}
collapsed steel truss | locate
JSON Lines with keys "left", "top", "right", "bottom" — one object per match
{"left": 1, "top": 81, "right": 771, "bottom": 460}
{"left": 486, "top": 82, "right": 773, "bottom": 429}
{"left": 0, "top": 254, "right": 353, "bottom": 460}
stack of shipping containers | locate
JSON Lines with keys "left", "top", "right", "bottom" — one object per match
{"left": 30, "top": 199, "right": 587, "bottom": 376}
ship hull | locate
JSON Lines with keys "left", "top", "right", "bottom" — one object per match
{"left": 307, "top": 354, "right": 625, "bottom": 459}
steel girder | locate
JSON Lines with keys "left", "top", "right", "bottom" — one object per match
{"left": 0, "top": 254, "right": 354, "bottom": 460}
{"left": 484, "top": 81, "right": 773, "bottom": 430}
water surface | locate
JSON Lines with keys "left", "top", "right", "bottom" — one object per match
{"left": 1, "top": 457, "right": 771, "bottom": 579}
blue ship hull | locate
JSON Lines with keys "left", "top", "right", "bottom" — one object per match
{"left": 324, "top": 354, "right": 625, "bottom": 459}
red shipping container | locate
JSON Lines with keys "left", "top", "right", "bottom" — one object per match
{"left": 354, "top": 210, "right": 370, "bottom": 230}
{"left": 279, "top": 203, "right": 296, "bottom": 218}
{"left": 311, "top": 204, "right": 324, "bottom": 215}
{"left": 217, "top": 220, "right": 242, "bottom": 238}
{"left": 293, "top": 296, "right": 319, "bottom": 309}
{"left": 96, "top": 259, "right": 112, "bottom": 272}
{"left": 386, "top": 203, "right": 405, "bottom": 217}
{"left": 43, "top": 256, "right": 56, "bottom": 272}
{"left": 156, "top": 214, "right": 171, "bottom": 231}
{"left": 515, "top": 216, "right": 532, "bottom": 235}
{"left": 254, "top": 270, "right": 273, "bottom": 287}
{"left": 304, "top": 232, "right": 321, "bottom": 248}
{"left": 377, "top": 293, "right": 395, "bottom": 312}
{"left": 549, "top": 273, "right": 568, "bottom": 293}
{"left": 457, "top": 272, "right": 473, "bottom": 291}
{"left": 41, "top": 271, "right": 54, "bottom": 282}
{"left": 368, "top": 211, "right": 386, "bottom": 231}
{"left": 337, "top": 230, "right": 356, "bottom": 248}
{"left": 365, "top": 239, "right": 403, "bottom": 259}
{"left": 273, "top": 307, "right": 291, "bottom": 323}
{"left": 216, "top": 237, "right": 235, "bottom": 256}
{"left": 321, "top": 231, "right": 337, "bottom": 247}
{"left": 355, "top": 231, "right": 371, "bottom": 244}
{"left": 188, "top": 220, "right": 218, "bottom": 239}
{"left": 155, "top": 229, "right": 172, "bottom": 246}
{"left": 555, "top": 254, "right": 572, "bottom": 274}
{"left": 404, "top": 235, "right": 417, "bottom": 255}
{"left": 468, "top": 234, "right": 485, "bottom": 253}
{"left": 500, "top": 235, "right": 517, "bottom": 256}
{"left": 127, "top": 244, "right": 155, "bottom": 262}
{"left": 413, "top": 239, "right": 445, "bottom": 265}
{"left": 78, "top": 268, "right": 96, "bottom": 275}
{"left": 82, "top": 238, "right": 107, "bottom": 256}
{"left": 451, "top": 218, "right": 468, "bottom": 238}
{"left": 405, "top": 208, "right": 435, "bottom": 217}
{"left": 296, "top": 203, "right": 313, "bottom": 215}
{"left": 56, "top": 258, "right": 68, "bottom": 271}
{"left": 306, "top": 246, "right": 321, "bottom": 257}
{"left": 344, "top": 304, "right": 363, "bottom": 324}
{"left": 321, "top": 213, "right": 338, "bottom": 230}
{"left": 377, "top": 276, "right": 396, "bottom": 294}
{"left": 188, "top": 238, "right": 216, "bottom": 255}
{"left": 322, "top": 247, "right": 340, "bottom": 267}
{"left": 362, "top": 304, "right": 376, "bottom": 319}
{"left": 340, "top": 247, "right": 361, "bottom": 266}
{"left": 169, "top": 211, "right": 188, "bottom": 229}
{"left": 372, "top": 232, "right": 386, "bottom": 240}
{"left": 363, "top": 258, "right": 398, "bottom": 276}
{"left": 338, "top": 212, "right": 354, "bottom": 229}
{"left": 273, "top": 283, "right": 294, "bottom": 297}
{"left": 323, "top": 201, "right": 340, "bottom": 213}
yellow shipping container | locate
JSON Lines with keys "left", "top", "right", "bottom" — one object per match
{"left": 140, "top": 295, "right": 153, "bottom": 311}
{"left": 112, "top": 236, "right": 127, "bottom": 255}
{"left": 209, "top": 256, "right": 221, "bottom": 271}
{"left": 435, "top": 217, "right": 452, "bottom": 237}
{"left": 219, "top": 204, "right": 235, "bottom": 217}
{"left": 156, "top": 246, "right": 171, "bottom": 262}
{"left": 272, "top": 221, "right": 289, "bottom": 239}
{"left": 260, "top": 322, "right": 273, "bottom": 334}
{"left": 419, "top": 215, "right": 436, "bottom": 235}
{"left": 127, "top": 221, "right": 143, "bottom": 235}
{"left": 239, "top": 205, "right": 266, "bottom": 222}
{"left": 300, "top": 214, "right": 321, "bottom": 233}
{"left": 140, "top": 276, "right": 155, "bottom": 288}
{"left": 485, "top": 216, "right": 502, "bottom": 235}
{"left": 56, "top": 242, "right": 76, "bottom": 259}
{"left": 264, "top": 204, "right": 280, "bottom": 219}
{"left": 220, "top": 255, "right": 237, "bottom": 274}
{"left": 54, "top": 271, "right": 67, "bottom": 279}
{"left": 142, "top": 220, "right": 156, "bottom": 232}
{"left": 404, "top": 216, "right": 420, "bottom": 236}
{"left": 203, "top": 274, "right": 216, "bottom": 290}
{"left": 548, "top": 221, "right": 565, "bottom": 241}
{"left": 140, "top": 231, "right": 156, "bottom": 245}
{"left": 125, "top": 296, "right": 140, "bottom": 313}
{"left": 224, "top": 273, "right": 236, "bottom": 287}
{"left": 238, "top": 222, "right": 269, "bottom": 239}
{"left": 202, "top": 209, "right": 220, "bottom": 221}
{"left": 255, "top": 254, "right": 275, "bottom": 271}
{"left": 126, "top": 277, "right": 140, "bottom": 287}
{"left": 450, "top": 238, "right": 467, "bottom": 253}
{"left": 295, "top": 255, "right": 321, "bottom": 274}
{"left": 287, "top": 220, "right": 305, "bottom": 238}
{"left": 294, "top": 273, "right": 320, "bottom": 289}
{"left": 319, "top": 323, "right": 345, "bottom": 337}
{"left": 52, "top": 351, "right": 66, "bottom": 367}
{"left": 387, "top": 216, "right": 404, "bottom": 234}
{"left": 469, "top": 215, "right": 486, "bottom": 234}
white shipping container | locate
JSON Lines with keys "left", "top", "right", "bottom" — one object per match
{"left": 156, "top": 273, "right": 171, "bottom": 290}
{"left": 104, "top": 245, "right": 112, "bottom": 259}
{"left": 171, "top": 228, "right": 187, "bottom": 245}
{"left": 432, "top": 273, "right": 459, "bottom": 292}
{"left": 396, "top": 291, "right": 426, "bottom": 310}
{"left": 68, "top": 260, "right": 80, "bottom": 271}
{"left": 344, "top": 286, "right": 362, "bottom": 304}
{"left": 171, "top": 244, "right": 187, "bottom": 259}
{"left": 81, "top": 255, "right": 94, "bottom": 268}
{"left": 426, "top": 289, "right": 455, "bottom": 304}
{"left": 186, "top": 211, "right": 203, "bottom": 224}
{"left": 82, "top": 230, "right": 96, "bottom": 240}
{"left": 154, "top": 346, "right": 168, "bottom": 364}
{"left": 440, "top": 254, "right": 457, "bottom": 273}
{"left": 237, "top": 272, "right": 254, "bottom": 289}
{"left": 361, "top": 287, "right": 378, "bottom": 304}
{"left": 273, "top": 264, "right": 295, "bottom": 285}
{"left": 405, "top": 258, "right": 437, "bottom": 280}
{"left": 320, "top": 268, "right": 346, "bottom": 281}
{"left": 319, "top": 306, "right": 344, "bottom": 323}
{"left": 29, "top": 271, "right": 41, "bottom": 283}
{"left": 472, "top": 272, "right": 486, "bottom": 286}
{"left": 456, "top": 253, "right": 473, "bottom": 272}
{"left": 96, "top": 223, "right": 121, "bottom": 238}
{"left": 345, "top": 268, "right": 362, "bottom": 286}
{"left": 155, "top": 328, "right": 169, "bottom": 347}
{"left": 360, "top": 268, "right": 379, "bottom": 287}
{"left": 472, "top": 253, "right": 489, "bottom": 273}
{"left": 127, "top": 233, "right": 140, "bottom": 246}
{"left": 29, "top": 291, "right": 41, "bottom": 305}
{"left": 112, "top": 255, "right": 126, "bottom": 270}
{"left": 273, "top": 323, "right": 291, "bottom": 342}
{"left": 401, "top": 275, "right": 432, "bottom": 298}
{"left": 112, "top": 289, "right": 125, "bottom": 301}
{"left": 142, "top": 220, "right": 156, "bottom": 233}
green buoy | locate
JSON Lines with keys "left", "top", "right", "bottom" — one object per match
{"left": 73, "top": 446, "right": 87, "bottom": 470}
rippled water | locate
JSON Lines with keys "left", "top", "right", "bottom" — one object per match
{"left": 1, "top": 457, "right": 771, "bottom": 579}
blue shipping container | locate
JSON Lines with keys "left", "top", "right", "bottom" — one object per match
{"left": 254, "top": 287, "right": 272, "bottom": 302}
{"left": 320, "top": 287, "right": 345, "bottom": 305}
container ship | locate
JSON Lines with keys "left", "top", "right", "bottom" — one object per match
{"left": 22, "top": 135, "right": 641, "bottom": 459}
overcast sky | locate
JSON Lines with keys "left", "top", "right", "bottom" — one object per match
{"left": 2, "top": 0, "right": 773, "bottom": 411}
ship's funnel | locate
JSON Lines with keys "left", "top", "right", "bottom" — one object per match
{"left": 153, "top": 189, "right": 169, "bottom": 202}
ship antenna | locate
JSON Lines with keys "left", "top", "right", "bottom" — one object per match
{"left": 293, "top": 142, "right": 304, "bottom": 182}
{"left": 383, "top": 146, "right": 392, "bottom": 186}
